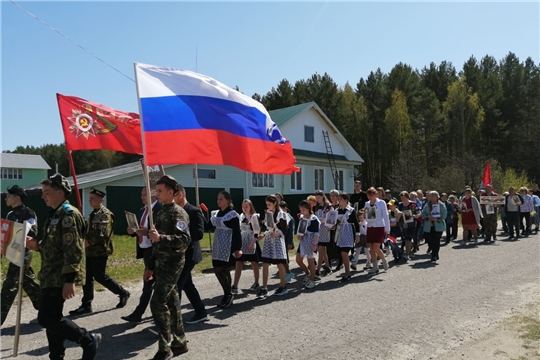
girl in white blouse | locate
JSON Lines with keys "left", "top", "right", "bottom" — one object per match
{"left": 364, "top": 187, "right": 391, "bottom": 274}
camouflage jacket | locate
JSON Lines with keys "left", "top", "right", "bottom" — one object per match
{"left": 6, "top": 204, "right": 38, "bottom": 238}
{"left": 86, "top": 205, "right": 115, "bottom": 257}
{"left": 39, "top": 200, "right": 86, "bottom": 288}
{"left": 147, "top": 202, "right": 191, "bottom": 271}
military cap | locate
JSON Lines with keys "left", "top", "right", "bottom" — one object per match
{"left": 157, "top": 175, "right": 180, "bottom": 192}
{"left": 7, "top": 185, "right": 27, "bottom": 200}
{"left": 49, "top": 173, "right": 72, "bottom": 195}
{"left": 90, "top": 187, "right": 106, "bottom": 198}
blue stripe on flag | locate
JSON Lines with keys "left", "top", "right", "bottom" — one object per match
{"left": 140, "top": 95, "right": 269, "bottom": 141}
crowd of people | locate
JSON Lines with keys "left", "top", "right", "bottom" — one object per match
{"left": 2, "top": 175, "right": 539, "bottom": 360}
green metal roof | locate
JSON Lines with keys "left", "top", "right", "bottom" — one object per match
{"left": 293, "top": 149, "right": 349, "bottom": 162}
{"left": 268, "top": 102, "right": 315, "bottom": 127}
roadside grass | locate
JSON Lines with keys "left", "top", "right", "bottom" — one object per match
{"left": 503, "top": 302, "right": 540, "bottom": 360}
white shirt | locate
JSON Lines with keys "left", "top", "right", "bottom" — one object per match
{"left": 140, "top": 200, "right": 158, "bottom": 249}
{"left": 364, "top": 198, "right": 391, "bottom": 233}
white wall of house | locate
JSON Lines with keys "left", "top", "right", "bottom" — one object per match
{"left": 280, "top": 108, "right": 346, "bottom": 155}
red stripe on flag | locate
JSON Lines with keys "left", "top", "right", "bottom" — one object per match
{"left": 143, "top": 129, "right": 298, "bottom": 174}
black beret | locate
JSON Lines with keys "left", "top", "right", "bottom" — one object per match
{"left": 7, "top": 185, "right": 27, "bottom": 200}
{"left": 90, "top": 187, "right": 106, "bottom": 198}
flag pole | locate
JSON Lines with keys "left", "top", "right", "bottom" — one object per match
{"left": 194, "top": 165, "right": 200, "bottom": 206}
{"left": 67, "top": 150, "right": 83, "bottom": 212}
{"left": 134, "top": 63, "right": 154, "bottom": 228}
{"left": 12, "top": 221, "right": 27, "bottom": 357}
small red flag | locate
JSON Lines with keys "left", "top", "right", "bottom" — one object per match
{"left": 387, "top": 235, "right": 397, "bottom": 243}
{"left": 482, "top": 160, "right": 492, "bottom": 187}
{"left": 57, "top": 93, "right": 142, "bottom": 154}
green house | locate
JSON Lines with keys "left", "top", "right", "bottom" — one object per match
{"left": 0, "top": 153, "right": 51, "bottom": 189}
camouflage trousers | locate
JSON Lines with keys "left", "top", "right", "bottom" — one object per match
{"left": 150, "top": 258, "right": 187, "bottom": 352}
{"left": 483, "top": 214, "right": 498, "bottom": 237}
{"left": 1, "top": 251, "right": 41, "bottom": 325}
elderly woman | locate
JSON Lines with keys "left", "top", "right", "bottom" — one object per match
{"left": 421, "top": 191, "right": 447, "bottom": 262}
{"left": 460, "top": 187, "right": 482, "bottom": 246}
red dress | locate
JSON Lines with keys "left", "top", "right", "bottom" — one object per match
{"left": 461, "top": 197, "right": 479, "bottom": 230}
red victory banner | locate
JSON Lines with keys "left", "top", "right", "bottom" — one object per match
{"left": 57, "top": 93, "right": 143, "bottom": 154}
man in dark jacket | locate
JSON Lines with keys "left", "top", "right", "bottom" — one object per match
{"left": 121, "top": 186, "right": 163, "bottom": 323}
{"left": 174, "top": 185, "right": 207, "bottom": 324}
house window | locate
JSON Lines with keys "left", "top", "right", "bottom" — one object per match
{"left": 252, "top": 173, "right": 275, "bottom": 188}
{"left": 1, "top": 168, "right": 22, "bottom": 180}
{"left": 193, "top": 168, "right": 216, "bottom": 179}
{"left": 304, "top": 126, "right": 314, "bottom": 143}
{"left": 314, "top": 168, "right": 324, "bottom": 191}
{"left": 290, "top": 167, "right": 302, "bottom": 191}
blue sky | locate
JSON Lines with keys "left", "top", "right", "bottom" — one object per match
{"left": 2, "top": 1, "right": 538, "bottom": 151}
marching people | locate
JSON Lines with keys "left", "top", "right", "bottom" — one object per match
{"left": 313, "top": 190, "right": 333, "bottom": 276}
{"left": 295, "top": 200, "right": 320, "bottom": 288}
{"left": 121, "top": 186, "right": 162, "bottom": 323}
{"left": 210, "top": 191, "right": 242, "bottom": 308}
{"left": 146, "top": 175, "right": 191, "bottom": 360}
{"left": 26, "top": 174, "right": 101, "bottom": 360}
{"left": 350, "top": 180, "right": 368, "bottom": 210}
{"left": 529, "top": 189, "right": 540, "bottom": 233}
{"left": 335, "top": 193, "right": 360, "bottom": 280}
{"left": 440, "top": 193, "right": 454, "bottom": 245}
{"left": 233, "top": 199, "right": 262, "bottom": 293}
{"left": 421, "top": 191, "right": 447, "bottom": 262}
{"left": 1, "top": 185, "right": 41, "bottom": 326}
{"left": 70, "top": 188, "right": 130, "bottom": 316}
{"left": 480, "top": 184, "right": 499, "bottom": 242}
{"left": 459, "top": 187, "right": 482, "bottom": 246}
{"left": 279, "top": 201, "right": 296, "bottom": 283}
{"left": 174, "top": 185, "right": 208, "bottom": 324}
{"left": 364, "top": 187, "right": 390, "bottom": 273}
{"left": 257, "top": 195, "right": 290, "bottom": 298}
{"left": 519, "top": 187, "right": 533, "bottom": 236}
{"left": 397, "top": 191, "right": 417, "bottom": 261}
{"left": 505, "top": 187, "right": 523, "bottom": 240}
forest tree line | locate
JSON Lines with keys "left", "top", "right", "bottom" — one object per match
{"left": 6, "top": 52, "right": 539, "bottom": 192}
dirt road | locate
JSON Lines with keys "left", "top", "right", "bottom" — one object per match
{"left": 1, "top": 233, "right": 539, "bottom": 360}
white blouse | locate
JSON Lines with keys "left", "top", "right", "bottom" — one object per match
{"left": 364, "top": 198, "right": 391, "bottom": 233}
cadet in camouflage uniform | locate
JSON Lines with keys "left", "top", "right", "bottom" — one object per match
{"left": 146, "top": 175, "right": 191, "bottom": 360}
{"left": 70, "top": 188, "right": 129, "bottom": 316}
{"left": 1, "top": 185, "right": 41, "bottom": 326}
{"left": 26, "top": 174, "right": 100, "bottom": 360}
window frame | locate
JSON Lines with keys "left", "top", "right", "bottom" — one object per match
{"left": 304, "top": 125, "right": 315, "bottom": 143}
{"left": 290, "top": 166, "right": 303, "bottom": 192}
{"left": 314, "top": 167, "right": 325, "bottom": 192}
{"left": 251, "top": 173, "right": 276, "bottom": 189}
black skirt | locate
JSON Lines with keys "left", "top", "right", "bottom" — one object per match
{"left": 236, "top": 242, "right": 262, "bottom": 263}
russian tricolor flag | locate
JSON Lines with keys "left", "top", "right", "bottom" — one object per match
{"left": 134, "top": 63, "right": 298, "bottom": 174}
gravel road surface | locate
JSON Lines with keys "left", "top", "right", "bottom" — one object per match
{"left": 1, "top": 232, "right": 539, "bottom": 360}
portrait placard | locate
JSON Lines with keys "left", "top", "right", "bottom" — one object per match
{"left": 325, "top": 210, "right": 338, "bottom": 227}
{"left": 297, "top": 218, "right": 309, "bottom": 236}
{"left": 265, "top": 211, "right": 275, "bottom": 230}
{"left": 125, "top": 211, "right": 139, "bottom": 230}
{"left": 250, "top": 213, "right": 261, "bottom": 235}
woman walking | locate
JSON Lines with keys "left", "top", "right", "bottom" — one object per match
{"left": 232, "top": 200, "right": 262, "bottom": 293}
{"left": 421, "top": 191, "right": 447, "bottom": 262}
{"left": 210, "top": 191, "right": 242, "bottom": 308}
{"left": 364, "top": 187, "right": 390, "bottom": 274}
{"left": 459, "top": 188, "right": 482, "bottom": 246}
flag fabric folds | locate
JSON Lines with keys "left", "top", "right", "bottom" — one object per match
{"left": 57, "top": 94, "right": 143, "bottom": 154}
{"left": 482, "top": 160, "right": 492, "bottom": 187}
{"left": 134, "top": 63, "right": 298, "bottom": 174}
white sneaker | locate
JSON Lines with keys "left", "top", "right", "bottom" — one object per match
{"left": 364, "top": 262, "right": 372, "bottom": 270}
{"left": 368, "top": 265, "right": 379, "bottom": 274}
{"left": 302, "top": 275, "right": 310, "bottom": 286}
{"left": 382, "top": 259, "right": 389, "bottom": 271}
{"left": 305, "top": 280, "right": 317, "bottom": 289}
